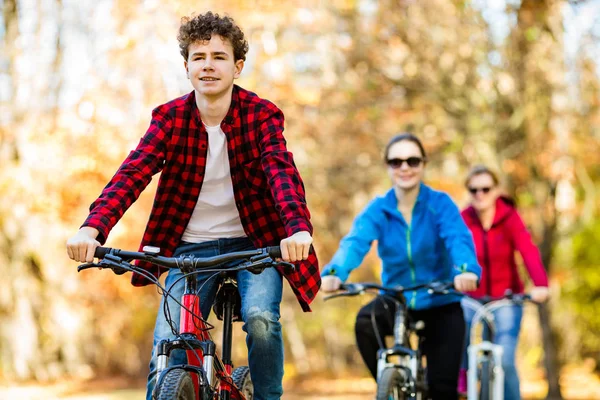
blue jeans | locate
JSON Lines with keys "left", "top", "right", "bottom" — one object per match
{"left": 146, "top": 237, "right": 284, "bottom": 400}
{"left": 461, "top": 298, "right": 524, "bottom": 400}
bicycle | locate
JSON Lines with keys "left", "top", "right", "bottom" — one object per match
{"left": 323, "top": 281, "right": 455, "bottom": 400}
{"left": 461, "top": 291, "right": 535, "bottom": 400}
{"left": 77, "top": 244, "right": 291, "bottom": 400}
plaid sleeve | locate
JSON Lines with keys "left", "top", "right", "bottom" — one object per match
{"left": 258, "top": 106, "right": 312, "bottom": 236}
{"left": 82, "top": 107, "right": 171, "bottom": 243}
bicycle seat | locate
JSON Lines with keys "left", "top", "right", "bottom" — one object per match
{"left": 212, "top": 280, "right": 243, "bottom": 322}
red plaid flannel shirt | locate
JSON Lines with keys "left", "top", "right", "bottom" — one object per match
{"left": 83, "top": 85, "right": 320, "bottom": 311}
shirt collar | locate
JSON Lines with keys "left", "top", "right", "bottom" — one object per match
{"left": 188, "top": 85, "right": 241, "bottom": 127}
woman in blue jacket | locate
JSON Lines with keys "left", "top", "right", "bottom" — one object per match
{"left": 321, "top": 133, "right": 481, "bottom": 399}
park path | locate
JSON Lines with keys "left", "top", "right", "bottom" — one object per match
{"left": 2, "top": 369, "right": 600, "bottom": 400}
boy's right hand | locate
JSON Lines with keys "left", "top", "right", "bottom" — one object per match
{"left": 321, "top": 275, "right": 342, "bottom": 293}
{"left": 66, "top": 227, "right": 101, "bottom": 263}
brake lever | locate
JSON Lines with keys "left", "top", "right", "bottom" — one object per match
{"left": 323, "top": 290, "right": 361, "bottom": 301}
{"left": 427, "top": 288, "right": 450, "bottom": 295}
{"left": 77, "top": 262, "right": 99, "bottom": 272}
{"left": 245, "top": 256, "right": 296, "bottom": 275}
{"left": 243, "top": 258, "right": 270, "bottom": 275}
{"left": 511, "top": 293, "right": 534, "bottom": 305}
{"left": 323, "top": 292, "right": 348, "bottom": 301}
{"left": 98, "top": 255, "right": 130, "bottom": 275}
{"left": 341, "top": 283, "right": 365, "bottom": 293}
{"left": 427, "top": 281, "right": 454, "bottom": 295}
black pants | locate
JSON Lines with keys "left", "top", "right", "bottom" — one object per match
{"left": 355, "top": 297, "right": 465, "bottom": 400}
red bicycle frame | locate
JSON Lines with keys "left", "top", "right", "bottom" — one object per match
{"left": 159, "top": 275, "right": 246, "bottom": 400}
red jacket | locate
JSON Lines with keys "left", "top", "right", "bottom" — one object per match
{"left": 83, "top": 86, "right": 320, "bottom": 311}
{"left": 461, "top": 197, "right": 548, "bottom": 298}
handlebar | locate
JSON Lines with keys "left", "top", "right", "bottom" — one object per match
{"left": 96, "top": 245, "right": 281, "bottom": 267}
{"left": 463, "top": 290, "right": 536, "bottom": 341}
{"left": 323, "top": 281, "right": 455, "bottom": 301}
{"left": 466, "top": 290, "right": 534, "bottom": 305}
{"left": 77, "top": 245, "right": 287, "bottom": 275}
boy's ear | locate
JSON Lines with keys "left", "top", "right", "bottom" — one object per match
{"left": 234, "top": 59, "right": 244, "bottom": 78}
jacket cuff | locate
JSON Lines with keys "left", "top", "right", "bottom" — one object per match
{"left": 321, "top": 265, "right": 348, "bottom": 282}
{"left": 453, "top": 263, "right": 481, "bottom": 278}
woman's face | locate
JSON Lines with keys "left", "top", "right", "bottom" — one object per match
{"left": 467, "top": 173, "right": 499, "bottom": 212}
{"left": 386, "top": 140, "right": 425, "bottom": 191}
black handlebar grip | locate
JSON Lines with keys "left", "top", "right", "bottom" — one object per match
{"left": 266, "top": 246, "right": 282, "bottom": 259}
{"left": 94, "top": 247, "right": 112, "bottom": 259}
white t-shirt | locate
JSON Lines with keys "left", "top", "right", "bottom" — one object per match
{"left": 181, "top": 123, "right": 246, "bottom": 242}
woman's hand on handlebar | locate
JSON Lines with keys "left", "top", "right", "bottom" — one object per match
{"left": 530, "top": 286, "right": 549, "bottom": 303}
{"left": 454, "top": 272, "right": 478, "bottom": 292}
{"left": 321, "top": 275, "right": 343, "bottom": 293}
{"left": 66, "top": 227, "right": 101, "bottom": 263}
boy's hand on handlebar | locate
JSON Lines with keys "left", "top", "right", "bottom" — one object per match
{"left": 66, "top": 227, "right": 101, "bottom": 263}
{"left": 530, "top": 286, "right": 549, "bottom": 303}
{"left": 321, "top": 275, "right": 342, "bottom": 293}
{"left": 280, "top": 231, "right": 312, "bottom": 262}
{"left": 454, "top": 272, "right": 478, "bottom": 292}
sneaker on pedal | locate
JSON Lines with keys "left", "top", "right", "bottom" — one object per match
{"left": 457, "top": 367, "right": 467, "bottom": 395}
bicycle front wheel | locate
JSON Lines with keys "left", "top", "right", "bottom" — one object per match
{"left": 155, "top": 369, "right": 195, "bottom": 400}
{"left": 232, "top": 366, "right": 253, "bottom": 399}
{"left": 376, "top": 367, "right": 408, "bottom": 400}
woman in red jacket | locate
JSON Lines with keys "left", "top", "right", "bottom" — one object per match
{"left": 459, "top": 165, "right": 549, "bottom": 399}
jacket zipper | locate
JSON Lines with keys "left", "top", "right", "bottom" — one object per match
{"left": 406, "top": 227, "right": 417, "bottom": 309}
{"left": 483, "top": 230, "right": 491, "bottom": 295}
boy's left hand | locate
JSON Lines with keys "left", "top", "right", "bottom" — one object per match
{"left": 280, "top": 231, "right": 312, "bottom": 262}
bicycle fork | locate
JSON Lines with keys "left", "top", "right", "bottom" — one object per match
{"left": 154, "top": 274, "right": 216, "bottom": 398}
{"left": 376, "top": 306, "right": 417, "bottom": 383}
{"left": 467, "top": 341, "right": 504, "bottom": 400}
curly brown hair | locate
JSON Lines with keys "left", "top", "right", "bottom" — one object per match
{"left": 177, "top": 12, "right": 249, "bottom": 62}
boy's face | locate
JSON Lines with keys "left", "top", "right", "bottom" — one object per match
{"left": 184, "top": 35, "right": 244, "bottom": 99}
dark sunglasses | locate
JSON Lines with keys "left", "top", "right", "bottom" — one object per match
{"left": 386, "top": 157, "right": 424, "bottom": 169}
{"left": 468, "top": 186, "right": 492, "bottom": 195}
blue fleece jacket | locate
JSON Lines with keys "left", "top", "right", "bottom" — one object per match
{"left": 322, "top": 183, "right": 481, "bottom": 310}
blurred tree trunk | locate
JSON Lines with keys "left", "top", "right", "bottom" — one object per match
{"left": 0, "top": 0, "right": 45, "bottom": 381}
{"left": 511, "top": 1, "right": 564, "bottom": 398}
{"left": 1, "top": 0, "right": 18, "bottom": 157}
{"left": 0, "top": 0, "right": 26, "bottom": 380}
{"left": 536, "top": 179, "right": 563, "bottom": 400}
{"left": 0, "top": 0, "right": 85, "bottom": 381}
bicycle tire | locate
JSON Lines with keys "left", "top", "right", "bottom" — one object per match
{"left": 479, "top": 359, "right": 492, "bottom": 400}
{"left": 232, "top": 366, "right": 253, "bottom": 399}
{"left": 154, "top": 368, "right": 195, "bottom": 400}
{"left": 415, "top": 365, "right": 428, "bottom": 400}
{"left": 376, "top": 367, "right": 408, "bottom": 400}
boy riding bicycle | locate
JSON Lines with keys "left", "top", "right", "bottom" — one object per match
{"left": 66, "top": 11, "right": 320, "bottom": 400}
